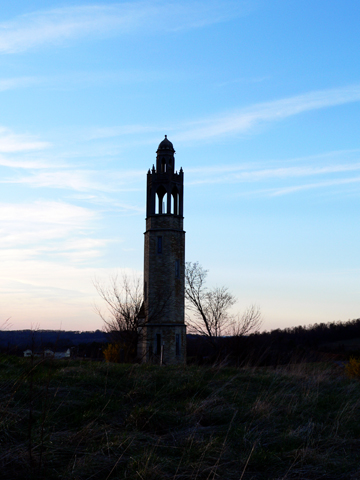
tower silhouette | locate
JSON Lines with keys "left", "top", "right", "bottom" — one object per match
{"left": 138, "top": 136, "right": 186, "bottom": 364}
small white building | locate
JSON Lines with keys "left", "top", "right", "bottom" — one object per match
{"left": 54, "top": 349, "right": 71, "bottom": 359}
{"left": 23, "top": 348, "right": 71, "bottom": 358}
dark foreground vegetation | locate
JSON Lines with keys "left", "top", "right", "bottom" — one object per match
{"left": 1, "top": 356, "right": 360, "bottom": 479}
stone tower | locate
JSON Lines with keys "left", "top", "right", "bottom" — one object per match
{"left": 138, "top": 136, "right": 186, "bottom": 364}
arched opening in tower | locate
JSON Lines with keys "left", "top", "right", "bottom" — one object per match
{"left": 155, "top": 185, "right": 167, "bottom": 214}
{"left": 171, "top": 186, "right": 180, "bottom": 215}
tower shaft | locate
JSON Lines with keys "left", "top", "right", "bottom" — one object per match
{"left": 138, "top": 136, "right": 186, "bottom": 364}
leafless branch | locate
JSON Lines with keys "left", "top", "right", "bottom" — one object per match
{"left": 232, "top": 304, "right": 262, "bottom": 337}
{"left": 185, "top": 262, "right": 262, "bottom": 349}
{"left": 185, "top": 262, "right": 236, "bottom": 346}
{"left": 93, "top": 273, "right": 143, "bottom": 351}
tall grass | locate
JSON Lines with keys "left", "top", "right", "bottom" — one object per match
{"left": 0, "top": 357, "right": 359, "bottom": 479}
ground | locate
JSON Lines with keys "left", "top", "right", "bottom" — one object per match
{"left": 1, "top": 356, "right": 360, "bottom": 479}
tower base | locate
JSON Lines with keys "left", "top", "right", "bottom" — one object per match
{"left": 137, "top": 324, "right": 186, "bottom": 365}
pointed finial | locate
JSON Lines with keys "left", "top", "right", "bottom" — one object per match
{"left": 180, "top": 166, "right": 183, "bottom": 173}
{"left": 148, "top": 168, "right": 151, "bottom": 174}
{"left": 152, "top": 164, "right": 155, "bottom": 172}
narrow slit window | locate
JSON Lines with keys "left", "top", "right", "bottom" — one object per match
{"left": 156, "top": 334, "right": 161, "bottom": 355}
{"left": 175, "top": 259, "right": 180, "bottom": 278}
{"left": 176, "top": 334, "right": 180, "bottom": 356}
{"left": 157, "top": 236, "right": 162, "bottom": 254}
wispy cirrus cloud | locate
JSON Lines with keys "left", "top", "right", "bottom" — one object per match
{"left": 0, "top": 127, "right": 50, "bottom": 152}
{"left": 0, "top": 69, "right": 180, "bottom": 92}
{"left": 86, "top": 84, "right": 360, "bottom": 144}
{"left": 7, "top": 170, "right": 112, "bottom": 192}
{"left": 187, "top": 162, "right": 360, "bottom": 185}
{"left": 0, "top": 154, "right": 60, "bottom": 169}
{"left": 0, "top": 200, "right": 94, "bottom": 227}
{"left": 0, "top": 1, "right": 252, "bottom": 54}
{"left": 173, "top": 84, "right": 360, "bottom": 142}
{"left": 215, "top": 75, "right": 271, "bottom": 88}
{"left": 2, "top": 169, "right": 143, "bottom": 192}
{"left": 185, "top": 148, "right": 360, "bottom": 196}
{"left": 0, "top": 200, "right": 108, "bottom": 261}
{"left": 0, "top": 200, "right": 94, "bottom": 246}
{"left": 0, "top": 76, "right": 39, "bottom": 91}
{"left": 268, "top": 176, "right": 360, "bottom": 197}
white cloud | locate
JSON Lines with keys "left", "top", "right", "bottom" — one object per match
{"left": 173, "top": 84, "right": 360, "bottom": 142}
{"left": 0, "top": 127, "right": 50, "bottom": 152}
{"left": 269, "top": 176, "right": 360, "bottom": 197}
{"left": 0, "top": 201, "right": 105, "bottom": 262}
{"left": 0, "top": 154, "right": 57, "bottom": 169}
{"left": 215, "top": 75, "right": 271, "bottom": 88}
{"left": 2, "top": 169, "right": 144, "bottom": 193}
{"left": 233, "top": 164, "right": 360, "bottom": 181}
{"left": 184, "top": 148, "right": 360, "bottom": 197}
{"left": 0, "top": 70, "right": 180, "bottom": 93}
{"left": 0, "top": 1, "right": 251, "bottom": 54}
{"left": 0, "top": 200, "right": 94, "bottom": 225}
{"left": 8, "top": 170, "right": 109, "bottom": 191}
{"left": 86, "top": 85, "right": 360, "bottom": 145}
{"left": 187, "top": 162, "right": 360, "bottom": 185}
{"left": 0, "top": 76, "right": 39, "bottom": 91}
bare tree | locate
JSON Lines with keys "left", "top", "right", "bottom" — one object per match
{"left": 231, "top": 304, "right": 262, "bottom": 337}
{"left": 94, "top": 273, "right": 143, "bottom": 361}
{"left": 1, "top": 317, "right": 12, "bottom": 330}
{"left": 94, "top": 272, "right": 172, "bottom": 362}
{"left": 185, "top": 261, "right": 261, "bottom": 351}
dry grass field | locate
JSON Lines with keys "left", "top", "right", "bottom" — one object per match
{"left": 1, "top": 356, "right": 360, "bottom": 479}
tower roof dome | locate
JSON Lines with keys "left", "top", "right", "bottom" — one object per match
{"left": 157, "top": 135, "right": 175, "bottom": 153}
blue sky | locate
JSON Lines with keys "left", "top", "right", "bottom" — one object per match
{"left": 0, "top": 0, "right": 359, "bottom": 331}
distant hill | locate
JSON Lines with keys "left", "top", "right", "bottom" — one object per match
{"left": 0, "top": 329, "right": 109, "bottom": 350}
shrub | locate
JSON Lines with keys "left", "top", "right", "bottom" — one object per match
{"left": 345, "top": 357, "right": 360, "bottom": 378}
{"left": 103, "top": 343, "right": 121, "bottom": 363}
